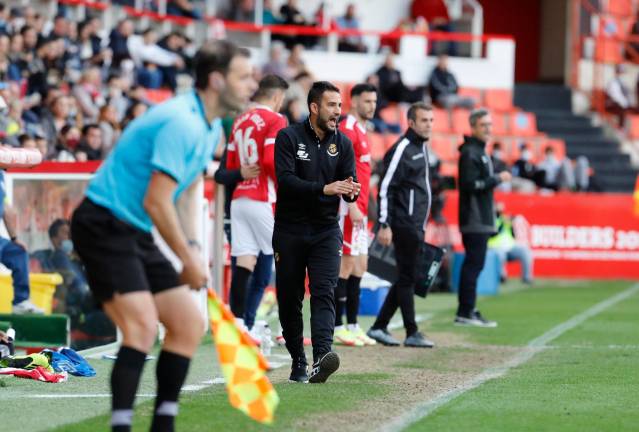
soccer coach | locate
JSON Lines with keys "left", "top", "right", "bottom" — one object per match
{"left": 273, "top": 81, "right": 360, "bottom": 384}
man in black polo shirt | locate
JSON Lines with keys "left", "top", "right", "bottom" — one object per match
{"left": 273, "top": 81, "right": 360, "bottom": 384}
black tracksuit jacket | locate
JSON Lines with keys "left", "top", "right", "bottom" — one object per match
{"left": 377, "top": 128, "right": 432, "bottom": 231}
{"left": 274, "top": 119, "right": 358, "bottom": 231}
{"left": 458, "top": 135, "right": 502, "bottom": 234}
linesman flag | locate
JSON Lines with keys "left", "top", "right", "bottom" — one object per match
{"left": 207, "top": 289, "right": 279, "bottom": 424}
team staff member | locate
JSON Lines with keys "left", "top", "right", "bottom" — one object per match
{"left": 366, "top": 102, "right": 436, "bottom": 349}
{"left": 334, "top": 83, "right": 378, "bottom": 347}
{"left": 273, "top": 81, "right": 360, "bottom": 384}
{"left": 71, "top": 40, "right": 257, "bottom": 432}
{"left": 456, "top": 108, "right": 511, "bottom": 327}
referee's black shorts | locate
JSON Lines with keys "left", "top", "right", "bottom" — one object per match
{"left": 71, "top": 198, "right": 181, "bottom": 305}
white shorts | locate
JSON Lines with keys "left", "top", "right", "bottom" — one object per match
{"left": 340, "top": 215, "right": 369, "bottom": 256}
{"left": 230, "top": 198, "right": 274, "bottom": 257}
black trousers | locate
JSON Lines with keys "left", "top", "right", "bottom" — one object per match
{"left": 458, "top": 232, "right": 491, "bottom": 316}
{"left": 273, "top": 225, "right": 342, "bottom": 362}
{"left": 372, "top": 226, "right": 422, "bottom": 337}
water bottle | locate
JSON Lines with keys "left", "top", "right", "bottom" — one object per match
{"left": 261, "top": 325, "right": 272, "bottom": 357}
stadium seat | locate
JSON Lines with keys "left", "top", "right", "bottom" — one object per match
{"left": 510, "top": 112, "right": 537, "bottom": 136}
{"left": 439, "top": 160, "right": 458, "bottom": 178}
{"left": 484, "top": 89, "right": 513, "bottom": 112}
{"left": 430, "top": 136, "right": 456, "bottom": 161}
{"left": 433, "top": 108, "right": 451, "bottom": 133}
{"left": 625, "top": 114, "right": 639, "bottom": 139}
{"left": 379, "top": 105, "right": 401, "bottom": 125}
{"left": 458, "top": 87, "right": 483, "bottom": 105}
{"left": 607, "top": 0, "right": 632, "bottom": 16}
{"left": 451, "top": 109, "right": 471, "bottom": 135}
{"left": 384, "top": 133, "right": 401, "bottom": 150}
{"left": 368, "top": 132, "right": 386, "bottom": 160}
{"left": 491, "top": 112, "right": 509, "bottom": 136}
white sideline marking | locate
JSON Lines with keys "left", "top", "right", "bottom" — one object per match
{"left": 388, "top": 314, "right": 432, "bottom": 331}
{"left": 379, "top": 284, "right": 639, "bottom": 432}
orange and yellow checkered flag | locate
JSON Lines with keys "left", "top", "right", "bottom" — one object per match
{"left": 207, "top": 289, "right": 279, "bottom": 424}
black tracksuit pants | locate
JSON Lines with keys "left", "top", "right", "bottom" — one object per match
{"left": 273, "top": 224, "right": 342, "bottom": 363}
{"left": 372, "top": 226, "right": 422, "bottom": 337}
{"left": 458, "top": 232, "right": 491, "bottom": 317}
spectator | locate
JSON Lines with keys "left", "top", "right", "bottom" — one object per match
{"left": 286, "top": 70, "right": 313, "bottom": 118}
{"left": 605, "top": 65, "right": 634, "bottom": 125}
{"left": 98, "top": 104, "right": 121, "bottom": 155}
{"left": 228, "top": 0, "right": 255, "bottom": 22}
{"left": 279, "top": 0, "right": 315, "bottom": 48}
{"left": 335, "top": 3, "right": 366, "bottom": 53}
{"left": 411, "top": 0, "right": 456, "bottom": 55}
{"left": 285, "top": 43, "right": 307, "bottom": 78}
{"left": 488, "top": 202, "right": 534, "bottom": 284}
{"left": 18, "top": 133, "right": 35, "bottom": 150}
{"left": 283, "top": 97, "right": 303, "bottom": 124}
{"left": 0, "top": 3, "right": 8, "bottom": 35}
{"left": 72, "top": 67, "right": 105, "bottom": 122}
{"left": 490, "top": 141, "right": 509, "bottom": 174}
{"left": 428, "top": 54, "right": 474, "bottom": 109}
{"left": 167, "top": 0, "right": 202, "bottom": 19}
{"left": 262, "top": 41, "right": 288, "bottom": 78}
{"left": 108, "top": 19, "right": 133, "bottom": 69}
{"left": 74, "top": 18, "right": 110, "bottom": 68}
{"left": 55, "top": 124, "right": 81, "bottom": 161}
{"left": 512, "top": 143, "right": 538, "bottom": 184}
{"left": 158, "top": 31, "right": 191, "bottom": 70}
{"left": 263, "top": 0, "right": 282, "bottom": 25}
{"left": 129, "top": 28, "right": 184, "bottom": 90}
{"left": 41, "top": 95, "right": 71, "bottom": 148}
{"left": 122, "top": 100, "right": 147, "bottom": 129}
{"left": 537, "top": 146, "right": 561, "bottom": 190}
{"left": 105, "top": 73, "right": 130, "bottom": 122}
{"left": 0, "top": 168, "right": 42, "bottom": 314}
{"left": 375, "top": 52, "right": 424, "bottom": 104}
{"left": 42, "top": 219, "right": 90, "bottom": 317}
{"left": 27, "top": 37, "right": 64, "bottom": 97}
{"left": 75, "top": 123, "right": 103, "bottom": 161}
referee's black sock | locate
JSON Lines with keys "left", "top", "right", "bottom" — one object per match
{"left": 346, "top": 275, "right": 362, "bottom": 325}
{"left": 230, "top": 266, "right": 252, "bottom": 318}
{"left": 335, "top": 277, "right": 348, "bottom": 327}
{"left": 111, "top": 346, "right": 147, "bottom": 432}
{"left": 151, "top": 350, "right": 191, "bottom": 432}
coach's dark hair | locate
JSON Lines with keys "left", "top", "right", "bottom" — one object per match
{"left": 48, "top": 218, "right": 69, "bottom": 240}
{"left": 307, "top": 81, "right": 340, "bottom": 109}
{"left": 194, "top": 40, "right": 250, "bottom": 91}
{"left": 350, "top": 83, "right": 377, "bottom": 98}
{"left": 407, "top": 101, "right": 432, "bottom": 122}
{"left": 253, "top": 74, "right": 289, "bottom": 100}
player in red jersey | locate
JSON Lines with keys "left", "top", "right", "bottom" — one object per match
{"left": 334, "top": 83, "right": 378, "bottom": 346}
{"left": 226, "top": 75, "right": 289, "bottom": 333}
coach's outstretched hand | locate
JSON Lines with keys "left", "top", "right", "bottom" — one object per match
{"left": 180, "top": 248, "right": 207, "bottom": 289}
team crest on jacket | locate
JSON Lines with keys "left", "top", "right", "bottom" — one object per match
{"left": 327, "top": 143, "right": 338, "bottom": 156}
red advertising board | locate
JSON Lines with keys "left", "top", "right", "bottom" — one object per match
{"left": 430, "top": 191, "right": 639, "bottom": 279}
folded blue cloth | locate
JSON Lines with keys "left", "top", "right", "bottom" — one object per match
{"left": 42, "top": 348, "right": 96, "bottom": 377}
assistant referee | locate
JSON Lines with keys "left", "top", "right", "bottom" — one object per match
{"left": 273, "top": 81, "right": 360, "bottom": 384}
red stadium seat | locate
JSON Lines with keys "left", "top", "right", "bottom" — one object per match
{"left": 430, "top": 136, "right": 456, "bottom": 161}
{"left": 433, "top": 108, "right": 451, "bottom": 133}
{"left": 626, "top": 114, "right": 639, "bottom": 138}
{"left": 510, "top": 112, "right": 537, "bottom": 136}
{"left": 368, "top": 132, "right": 386, "bottom": 160}
{"left": 484, "top": 89, "right": 513, "bottom": 112}
{"left": 491, "top": 112, "right": 509, "bottom": 136}
{"left": 451, "top": 109, "right": 471, "bottom": 135}
{"left": 608, "top": 0, "right": 632, "bottom": 16}
{"left": 379, "top": 105, "right": 401, "bottom": 125}
{"left": 458, "top": 87, "right": 482, "bottom": 105}
{"left": 440, "top": 161, "right": 458, "bottom": 178}
{"left": 384, "top": 133, "right": 401, "bottom": 150}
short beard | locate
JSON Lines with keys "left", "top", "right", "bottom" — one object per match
{"left": 318, "top": 115, "right": 335, "bottom": 133}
